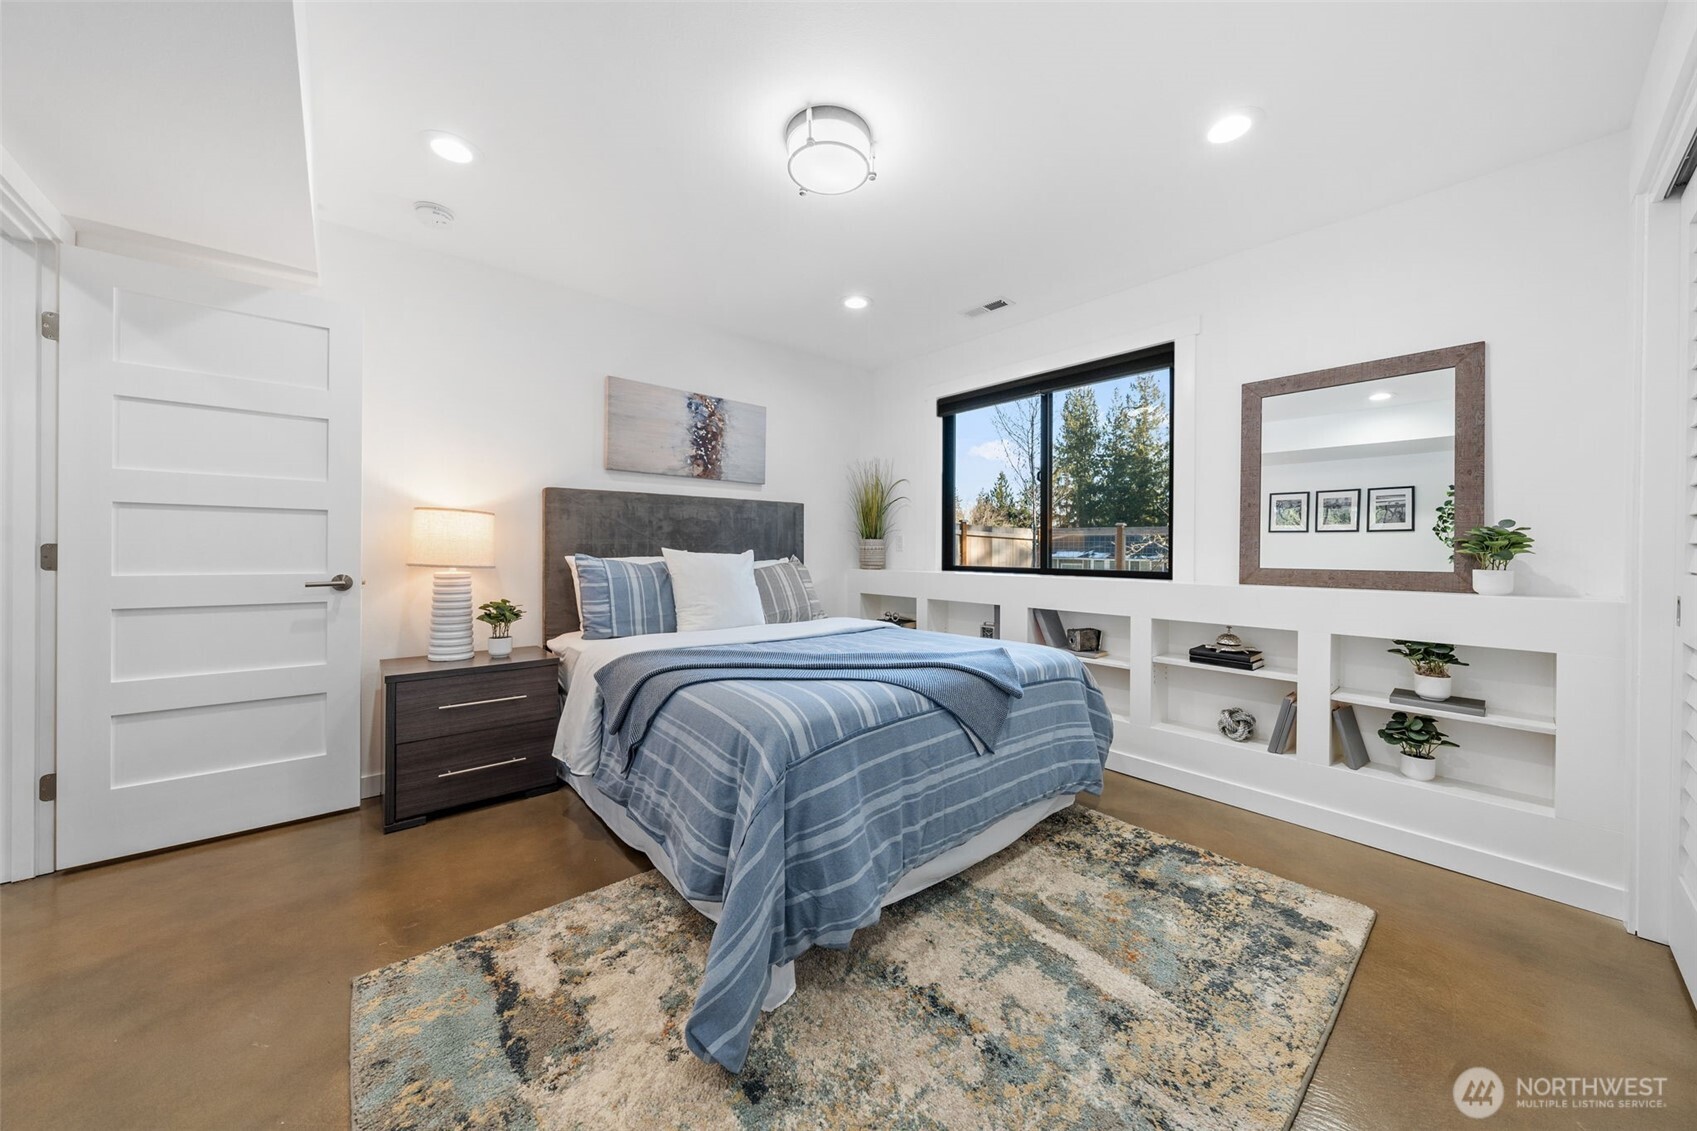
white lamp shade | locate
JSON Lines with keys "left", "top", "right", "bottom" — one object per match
{"left": 408, "top": 507, "right": 495, "bottom": 568}
{"left": 785, "top": 105, "right": 874, "bottom": 195}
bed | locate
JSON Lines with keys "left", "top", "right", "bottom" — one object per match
{"left": 542, "top": 488, "right": 1112, "bottom": 1072}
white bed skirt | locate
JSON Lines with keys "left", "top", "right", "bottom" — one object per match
{"left": 561, "top": 766, "right": 1074, "bottom": 1012}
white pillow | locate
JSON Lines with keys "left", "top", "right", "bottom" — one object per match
{"left": 662, "top": 548, "right": 765, "bottom": 632}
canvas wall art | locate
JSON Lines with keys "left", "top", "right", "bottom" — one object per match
{"left": 604, "top": 376, "right": 767, "bottom": 484}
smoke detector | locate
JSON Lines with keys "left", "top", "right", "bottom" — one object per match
{"left": 413, "top": 201, "right": 455, "bottom": 228}
{"left": 963, "top": 297, "right": 1013, "bottom": 318}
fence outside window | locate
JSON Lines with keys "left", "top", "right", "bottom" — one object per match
{"left": 955, "top": 522, "right": 1170, "bottom": 572}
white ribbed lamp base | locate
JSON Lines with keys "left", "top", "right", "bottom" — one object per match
{"left": 427, "top": 569, "right": 475, "bottom": 662}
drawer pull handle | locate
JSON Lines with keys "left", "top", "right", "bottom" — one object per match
{"left": 437, "top": 694, "right": 528, "bottom": 711}
{"left": 438, "top": 756, "right": 527, "bottom": 779}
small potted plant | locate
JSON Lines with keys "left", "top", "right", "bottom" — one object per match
{"left": 1386, "top": 640, "right": 1469, "bottom": 702}
{"left": 476, "top": 598, "right": 524, "bottom": 658}
{"left": 1377, "top": 711, "right": 1458, "bottom": 781}
{"left": 848, "top": 460, "right": 908, "bottom": 570}
{"left": 1453, "top": 518, "right": 1534, "bottom": 596}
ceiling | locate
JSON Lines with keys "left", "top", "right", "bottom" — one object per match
{"left": 0, "top": 1, "right": 316, "bottom": 274}
{"left": 2, "top": 3, "right": 1667, "bottom": 369}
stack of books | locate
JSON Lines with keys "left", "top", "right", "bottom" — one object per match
{"left": 1188, "top": 643, "right": 1265, "bottom": 671}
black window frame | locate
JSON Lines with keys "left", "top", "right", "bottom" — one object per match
{"left": 939, "top": 343, "right": 1176, "bottom": 580}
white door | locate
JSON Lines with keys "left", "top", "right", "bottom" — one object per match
{"left": 55, "top": 247, "right": 361, "bottom": 867}
{"left": 1674, "top": 185, "right": 1697, "bottom": 991}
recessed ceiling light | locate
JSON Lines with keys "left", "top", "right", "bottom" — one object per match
{"left": 424, "top": 130, "right": 480, "bottom": 164}
{"left": 1368, "top": 391, "right": 1394, "bottom": 402}
{"left": 843, "top": 295, "right": 871, "bottom": 310}
{"left": 1206, "top": 111, "right": 1256, "bottom": 145}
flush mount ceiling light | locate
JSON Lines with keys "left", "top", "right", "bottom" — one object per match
{"left": 424, "top": 130, "right": 480, "bottom": 164}
{"left": 842, "top": 294, "right": 871, "bottom": 310}
{"left": 1368, "top": 391, "right": 1395, "bottom": 402}
{"left": 1206, "top": 110, "right": 1257, "bottom": 145}
{"left": 785, "top": 105, "right": 876, "bottom": 196}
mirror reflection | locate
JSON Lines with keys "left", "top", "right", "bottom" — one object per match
{"left": 1259, "top": 368, "right": 1455, "bottom": 572}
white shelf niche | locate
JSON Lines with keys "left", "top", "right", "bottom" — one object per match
{"left": 1153, "top": 661, "right": 1298, "bottom": 755}
{"left": 926, "top": 598, "right": 1000, "bottom": 640}
{"left": 859, "top": 592, "right": 917, "bottom": 626}
{"left": 1333, "top": 703, "right": 1555, "bottom": 809}
{"left": 1029, "top": 608, "right": 1134, "bottom": 668}
{"left": 1332, "top": 634, "right": 1556, "bottom": 726}
{"left": 1153, "top": 618, "right": 1298, "bottom": 676}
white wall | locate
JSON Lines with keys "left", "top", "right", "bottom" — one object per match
{"left": 859, "top": 132, "right": 1633, "bottom": 600}
{"left": 311, "top": 225, "right": 867, "bottom": 788}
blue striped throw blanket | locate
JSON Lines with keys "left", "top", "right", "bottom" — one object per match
{"left": 589, "top": 624, "right": 1112, "bottom": 1071}
{"left": 598, "top": 634, "right": 1024, "bottom": 770}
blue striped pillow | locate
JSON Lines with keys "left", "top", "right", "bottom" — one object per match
{"left": 574, "top": 554, "right": 677, "bottom": 640}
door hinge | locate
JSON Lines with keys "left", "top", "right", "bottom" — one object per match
{"left": 1679, "top": 596, "right": 1684, "bottom": 628}
{"left": 39, "top": 311, "right": 58, "bottom": 341}
{"left": 37, "top": 773, "right": 55, "bottom": 803}
{"left": 38, "top": 543, "right": 56, "bottom": 571}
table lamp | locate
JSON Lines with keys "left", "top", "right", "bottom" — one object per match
{"left": 408, "top": 507, "right": 495, "bottom": 661}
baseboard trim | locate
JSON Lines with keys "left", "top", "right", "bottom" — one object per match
{"left": 361, "top": 772, "right": 383, "bottom": 800}
{"left": 1104, "top": 751, "right": 1626, "bottom": 921}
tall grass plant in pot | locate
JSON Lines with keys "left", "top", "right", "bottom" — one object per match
{"left": 849, "top": 461, "right": 907, "bottom": 569}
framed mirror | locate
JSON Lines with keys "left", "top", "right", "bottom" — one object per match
{"left": 1240, "top": 342, "right": 1484, "bottom": 591}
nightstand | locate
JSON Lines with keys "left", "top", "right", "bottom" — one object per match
{"left": 380, "top": 647, "right": 562, "bottom": 833}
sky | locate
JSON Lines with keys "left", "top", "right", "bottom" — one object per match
{"left": 951, "top": 370, "right": 1171, "bottom": 507}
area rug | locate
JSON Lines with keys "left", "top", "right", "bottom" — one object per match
{"left": 351, "top": 807, "right": 1373, "bottom": 1130}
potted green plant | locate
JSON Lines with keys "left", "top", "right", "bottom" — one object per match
{"left": 476, "top": 598, "right": 524, "bottom": 658}
{"left": 1377, "top": 711, "right": 1458, "bottom": 781}
{"left": 1453, "top": 518, "right": 1534, "bottom": 595}
{"left": 848, "top": 460, "right": 908, "bottom": 570}
{"left": 1386, "top": 640, "right": 1469, "bottom": 702}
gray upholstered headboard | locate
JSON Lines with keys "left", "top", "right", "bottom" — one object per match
{"left": 543, "top": 488, "right": 805, "bottom": 639}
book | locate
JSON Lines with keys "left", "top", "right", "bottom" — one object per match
{"left": 1189, "top": 654, "right": 1266, "bottom": 671}
{"left": 1389, "top": 688, "right": 1488, "bottom": 717}
{"left": 1189, "top": 643, "right": 1263, "bottom": 657}
{"left": 1189, "top": 644, "right": 1264, "bottom": 666}
{"left": 1332, "top": 704, "right": 1370, "bottom": 769}
{"left": 1033, "top": 608, "right": 1068, "bottom": 650}
{"left": 1266, "top": 691, "right": 1297, "bottom": 754}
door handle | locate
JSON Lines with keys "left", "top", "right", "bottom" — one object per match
{"left": 304, "top": 574, "right": 354, "bottom": 591}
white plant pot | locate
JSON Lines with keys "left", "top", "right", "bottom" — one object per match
{"left": 487, "top": 635, "right": 513, "bottom": 659}
{"left": 1413, "top": 674, "right": 1452, "bottom": 702}
{"left": 1471, "top": 569, "right": 1515, "bottom": 596}
{"left": 1400, "top": 752, "right": 1438, "bottom": 781}
{"left": 858, "top": 539, "right": 887, "bottom": 570}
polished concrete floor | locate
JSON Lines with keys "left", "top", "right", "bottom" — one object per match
{"left": 3, "top": 775, "right": 1693, "bottom": 1129}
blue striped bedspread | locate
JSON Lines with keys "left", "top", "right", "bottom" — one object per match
{"left": 587, "top": 623, "right": 1112, "bottom": 1072}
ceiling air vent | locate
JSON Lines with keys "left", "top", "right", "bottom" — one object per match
{"left": 964, "top": 297, "right": 1013, "bottom": 318}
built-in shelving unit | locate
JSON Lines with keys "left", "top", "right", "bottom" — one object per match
{"left": 842, "top": 569, "right": 1628, "bottom": 919}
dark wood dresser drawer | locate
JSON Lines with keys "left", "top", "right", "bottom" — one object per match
{"left": 393, "top": 665, "right": 558, "bottom": 742}
{"left": 392, "top": 717, "right": 558, "bottom": 820}
{"left": 380, "top": 647, "right": 564, "bottom": 832}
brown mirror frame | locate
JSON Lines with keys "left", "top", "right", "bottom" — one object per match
{"left": 1239, "top": 342, "right": 1484, "bottom": 591}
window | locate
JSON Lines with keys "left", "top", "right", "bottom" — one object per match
{"left": 941, "top": 345, "right": 1174, "bottom": 577}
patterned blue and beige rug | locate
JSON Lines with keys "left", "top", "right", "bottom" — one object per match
{"left": 351, "top": 807, "right": 1373, "bottom": 1130}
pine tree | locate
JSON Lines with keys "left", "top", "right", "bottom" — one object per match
{"left": 1054, "top": 387, "right": 1102, "bottom": 525}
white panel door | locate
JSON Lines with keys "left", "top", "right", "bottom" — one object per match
{"left": 55, "top": 247, "right": 360, "bottom": 867}
{"left": 1674, "top": 186, "right": 1697, "bottom": 993}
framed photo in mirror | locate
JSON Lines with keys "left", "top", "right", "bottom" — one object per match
{"left": 1315, "top": 489, "right": 1361, "bottom": 532}
{"left": 1267, "top": 491, "right": 1309, "bottom": 532}
{"left": 1367, "top": 486, "right": 1417, "bottom": 532}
